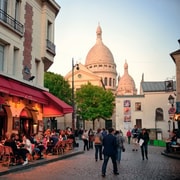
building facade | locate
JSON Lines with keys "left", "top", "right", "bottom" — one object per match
{"left": 65, "top": 24, "right": 117, "bottom": 130}
{"left": 0, "top": 0, "right": 72, "bottom": 139}
{"left": 116, "top": 80, "right": 177, "bottom": 140}
{"left": 65, "top": 24, "right": 178, "bottom": 139}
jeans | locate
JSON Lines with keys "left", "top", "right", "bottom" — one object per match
{"left": 140, "top": 143, "right": 148, "bottom": 159}
{"left": 116, "top": 147, "right": 122, "bottom": 163}
{"left": 102, "top": 154, "right": 118, "bottom": 175}
{"left": 83, "top": 139, "right": 89, "bottom": 151}
{"left": 95, "top": 144, "right": 102, "bottom": 160}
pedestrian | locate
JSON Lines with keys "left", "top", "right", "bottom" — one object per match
{"left": 101, "top": 128, "right": 107, "bottom": 138}
{"left": 101, "top": 127, "right": 119, "bottom": 177}
{"left": 82, "top": 130, "right": 89, "bottom": 151}
{"left": 94, "top": 128, "right": 103, "bottom": 161}
{"left": 115, "top": 130, "right": 125, "bottom": 164}
{"left": 88, "top": 128, "right": 94, "bottom": 149}
{"left": 131, "top": 125, "right": 139, "bottom": 151}
{"left": 126, "top": 129, "right": 131, "bottom": 144}
{"left": 138, "top": 128, "right": 149, "bottom": 160}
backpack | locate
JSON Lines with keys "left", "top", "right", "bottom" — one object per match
{"left": 94, "top": 135, "right": 101, "bottom": 144}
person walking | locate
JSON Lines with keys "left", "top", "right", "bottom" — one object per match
{"left": 138, "top": 128, "right": 149, "bottom": 160}
{"left": 115, "top": 130, "right": 125, "bottom": 164}
{"left": 88, "top": 128, "right": 94, "bottom": 149}
{"left": 82, "top": 130, "right": 89, "bottom": 151}
{"left": 131, "top": 125, "right": 139, "bottom": 151}
{"left": 94, "top": 128, "right": 103, "bottom": 161}
{"left": 126, "top": 129, "right": 131, "bottom": 144}
{"left": 101, "top": 127, "right": 119, "bottom": 177}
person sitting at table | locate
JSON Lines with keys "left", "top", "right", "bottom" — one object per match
{"left": 46, "top": 134, "right": 59, "bottom": 155}
{"left": 166, "top": 131, "right": 177, "bottom": 153}
{"left": 14, "top": 133, "right": 23, "bottom": 146}
{"left": 20, "top": 135, "right": 33, "bottom": 163}
{"left": 4, "top": 133, "right": 29, "bottom": 165}
{"left": 59, "top": 130, "right": 67, "bottom": 141}
{"left": 32, "top": 135, "right": 45, "bottom": 159}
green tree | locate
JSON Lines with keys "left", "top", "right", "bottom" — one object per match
{"left": 44, "top": 72, "right": 72, "bottom": 105}
{"left": 75, "top": 83, "right": 115, "bottom": 129}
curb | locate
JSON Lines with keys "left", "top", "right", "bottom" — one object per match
{"left": 161, "top": 151, "right": 180, "bottom": 160}
{"left": 0, "top": 150, "right": 84, "bottom": 176}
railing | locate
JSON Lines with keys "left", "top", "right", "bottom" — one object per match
{"left": 46, "top": 39, "right": 56, "bottom": 55}
{"left": 0, "top": 9, "right": 23, "bottom": 35}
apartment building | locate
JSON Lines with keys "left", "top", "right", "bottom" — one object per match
{"left": 0, "top": 0, "right": 72, "bottom": 139}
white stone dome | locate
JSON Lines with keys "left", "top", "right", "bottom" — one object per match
{"left": 85, "top": 25, "right": 116, "bottom": 67}
{"left": 117, "top": 62, "right": 137, "bottom": 95}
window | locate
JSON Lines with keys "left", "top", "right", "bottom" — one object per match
{"left": 155, "top": 108, "right": 163, "bottom": 121}
{"left": 0, "top": 44, "right": 4, "bottom": 71}
{"left": 109, "top": 77, "right": 112, "bottom": 86}
{"left": 104, "top": 77, "right": 107, "bottom": 86}
{"left": 165, "top": 80, "right": 173, "bottom": 91}
{"left": 12, "top": 47, "right": 18, "bottom": 75}
{"left": 15, "top": 0, "right": 20, "bottom": 21}
{"left": 135, "top": 102, "right": 141, "bottom": 111}
{"left": 0, "top": 0, "right": 8, "bottom": 12}
{"left": 0, "top": 0, "right": 8, "bottom": 21}
{"left": 113, "top": 78, "right": 115, "bottom": 87}
{"left": 47, "top": 20, "right": 52, "bottom": 40}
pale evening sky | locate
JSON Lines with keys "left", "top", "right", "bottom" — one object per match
{"left": 49, "top": 0, "right": 180, "bottom": 92}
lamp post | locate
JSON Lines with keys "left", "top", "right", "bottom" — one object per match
{"left": 72, "top": 58, "right": 79, "bottom": 132}
{"left": 168, "top": 95, "right": 175, "bottom": 131}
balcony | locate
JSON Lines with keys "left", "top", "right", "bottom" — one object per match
{"left": 0, "top": 9, "right": 23, "bottom": 35}
{"left": 46, "top": 39, "right": 56, "bottom": 56}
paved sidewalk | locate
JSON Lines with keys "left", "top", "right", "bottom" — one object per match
{"left": 0, "top": 139, "right": 179, "bottom": 177}
{"left": 0, "top": 140, "right": 84, "bottom": 176}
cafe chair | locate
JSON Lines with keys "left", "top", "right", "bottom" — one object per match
{"left": 2, "top": 146, "right": 17, "bottom": 167}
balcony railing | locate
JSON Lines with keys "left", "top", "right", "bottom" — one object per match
{"left": 0, "top": 9, "right": 23, "bottom": 35}
{"left": 46, "top": 39, "right": 56, "bottom": 55}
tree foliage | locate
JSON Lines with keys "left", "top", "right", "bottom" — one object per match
{"left": 44, "top": 72, "right": 72, "bottom": 105}
{"left": 75, "top": 83, "right": 115, "bottom": 122}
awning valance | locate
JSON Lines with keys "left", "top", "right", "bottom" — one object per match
{"left": 0, "top": 75, "right": 48, "bottom": 104}
{"left": 0, "top": 75, "right": 73, "bottom": 117}
{"left": 43, "top": 91, "right": 73, "bottom": 117}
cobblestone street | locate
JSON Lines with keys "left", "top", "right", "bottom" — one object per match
{"left": 1, "top": 140, "right": 180, "bottom": 180}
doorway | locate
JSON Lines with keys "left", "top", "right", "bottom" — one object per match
{"left": 20, "top": 118, "right": 33, "bottom": 136}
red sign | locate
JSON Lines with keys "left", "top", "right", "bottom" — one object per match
{"left": 168, "top": 107, "right": 176, "bottom": 114}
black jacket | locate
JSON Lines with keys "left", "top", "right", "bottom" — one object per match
{"left": 138, "top": 132, "right": 149, "bottom": 145}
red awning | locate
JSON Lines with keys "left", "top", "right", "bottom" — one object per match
{"left": 0, "top": 75, "right": 48, "bottom": 104}
{"left": 0, "top": 75, "right": 73, "bottom": 117}
{"left": 43, "top": 91, "right": 73, "bottom": 117}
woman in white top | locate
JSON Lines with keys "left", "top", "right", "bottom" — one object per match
{"left": 22, "top": 135, "right": 32, "bottom": 154}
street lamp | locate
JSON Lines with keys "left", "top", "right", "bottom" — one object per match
{"left": 168, "top": 95, "right": 175, "bottom": 130}
{"left": 72, "top": 58, "right": 79, "bottom": 132}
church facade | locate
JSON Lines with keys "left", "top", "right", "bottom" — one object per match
{"left": 64, "top": 24, "right": 177, "bottom": 140}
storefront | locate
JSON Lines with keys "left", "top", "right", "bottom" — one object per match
{"left": 0, "top": 75, "right": 73, "bottom": 139}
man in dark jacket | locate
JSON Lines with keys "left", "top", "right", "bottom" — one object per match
{"left": 101, "top": 127, "right": 119, "bottom": 177}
